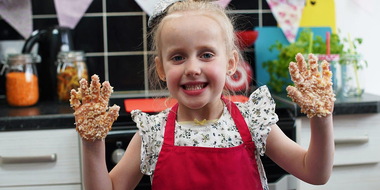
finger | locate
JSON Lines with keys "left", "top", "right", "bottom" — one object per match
{"left": 286, "top": 86, "right": 304, "bottom": 104}
{"left": 90, "top": 74, "right": 102, "bottom": 103}
{"left": 104, "top": 105, "right": 120, "bottom": 130}
{"left": 308, "top": 54, "right": 321, "bottom": 78}
{"left": 321, "top": 60, "right": 332, "bottom": 80}
{"left": 295, "top": 53, "right": 307, "bottom": 74}
{"left": 101, "top": 81, "right": 113, "bottom": 105}
{"left": 289, "top": 61, "right": 304, "bottom": 85}
{"left": 80, "top": 78, "right": 91, "bottom": 104}
{"left": 70, "top": 89, "right": 81, "bottom": 110}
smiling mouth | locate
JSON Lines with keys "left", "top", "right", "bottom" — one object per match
{"left": 182, "top": 83, "right": 207, "bottom": 91}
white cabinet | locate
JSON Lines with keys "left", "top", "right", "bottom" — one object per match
{"left": 0, "top": 128, "right": 81, "bottom": 189}
{"left": 297, "top": 113, "right": 380, "bottom": 190}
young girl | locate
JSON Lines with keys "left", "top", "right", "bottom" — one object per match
{"left": 70, "top": 0, "right": 335, "bottom": 189}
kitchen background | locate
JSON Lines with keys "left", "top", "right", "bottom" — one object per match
{"left": 0, "top": 0, "right": 379, "bottom": 99}
{"left": 0, "top": 0, "right": 277, "bottom": 98}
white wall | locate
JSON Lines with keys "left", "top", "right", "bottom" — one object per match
{"left": 335, "top": 0, "right": 380, "bottom": 95}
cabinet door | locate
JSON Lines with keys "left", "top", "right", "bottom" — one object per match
{"left": 297, "top": 114, "right": 380, "bottom": 190}
{"left": 0, "top": 129, "right": 81, "bottom": 187}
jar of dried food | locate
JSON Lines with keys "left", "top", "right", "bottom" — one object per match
{"left": 2, "top": 54, "right": 41, "bottom": 106}
{"left": 56, "top": 51, "right": 88, "bottom": 102}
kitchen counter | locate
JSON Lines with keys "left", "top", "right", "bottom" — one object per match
{"left": 274, "top": 92, "right": 380, "bottom": 117}
{"left": 1, "top": 92, "right": 380, "bottom": 131}
{"left": 0, "top": 98, "right": 130, "bottom": 131}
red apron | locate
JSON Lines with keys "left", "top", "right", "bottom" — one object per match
{"left": 152, "top": 97, "right": 264, "bottom": 190}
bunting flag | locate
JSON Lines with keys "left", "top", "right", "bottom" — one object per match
{"left": 266, "top": 0, "right": 305, "bottom": 43}
{"left": 213, "top": 0, "right": 232, "bottom": 8}
{"left": 135, "top": 0, "right": 231, "bottom": 16}
{"left": 54, "top": 0, "right": 93, "bottom": 29}
{"left": 0, "top": 0, "right": 32, "bottom": 39}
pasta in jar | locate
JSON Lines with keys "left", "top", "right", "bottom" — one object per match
{"left": 56, "top": 51, "right": 88, "bottom": 102}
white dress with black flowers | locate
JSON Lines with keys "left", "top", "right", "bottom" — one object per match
{"left": 131, "top": 85, "right": 278, "bottom": 190}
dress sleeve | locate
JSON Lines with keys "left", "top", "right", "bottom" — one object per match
{"left": 131, "top": 109, "right": 166, "bottom": 175}
{"left": 237, "top": 85, "right": 278, "bottom": 156}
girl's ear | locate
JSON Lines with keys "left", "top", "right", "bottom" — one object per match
{"left": 155, "top": 56, "right": 166, "bottom": 81}
{"left": 227, "top": 50, "right": 239, "bottom": 75}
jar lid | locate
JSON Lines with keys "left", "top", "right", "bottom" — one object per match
{"left": 7, "top": 54, "right": 41, "bottom": 65}
{"left": 57, "top": 51, "right": 86, "bottom": 62}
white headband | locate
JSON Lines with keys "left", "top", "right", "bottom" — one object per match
{"left": 148, "top": 0, "right": 187, "bottom": 27}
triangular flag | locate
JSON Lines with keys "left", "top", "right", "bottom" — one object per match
{"left": 267, "top": 0, "right": 305, "bottom": 43}
{"left": 213, "top": 0, "right": 232, "bottom": 8}
{"left": 54, "top": 0, "right": 93, "bottom": 29}
{"left": 135, "top": 0, "right": 160, "bottom": 16}
{"left": 0, "top": 0, "right": 32, "bottom": 39}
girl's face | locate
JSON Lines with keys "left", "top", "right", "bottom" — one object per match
{"left": 155, "top": 12, "right": 238, "bottom": 117}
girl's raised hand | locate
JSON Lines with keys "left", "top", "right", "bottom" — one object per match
{"left": 70, "top": 74, "right": 120, "bottom": 141}
{"left": 286, "top": 53, "right": 336, "bottom": 118}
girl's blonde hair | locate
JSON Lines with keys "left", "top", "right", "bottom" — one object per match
{"left": 148, "top": 0, "right": 244, "bottom": 96}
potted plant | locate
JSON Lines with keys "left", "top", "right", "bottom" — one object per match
{"left": 263, "top": 28, "right": 367, "bottom": 97}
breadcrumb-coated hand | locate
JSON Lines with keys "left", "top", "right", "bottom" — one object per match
{"left": 286, "top": 53, "right": 336, "bottom": 118}
{"left": 70, "top": 74, "right": 120, "bottom": 141}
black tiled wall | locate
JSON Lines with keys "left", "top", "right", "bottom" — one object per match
{"left": 0, "top": 0, "right": 277, "bottom": 96}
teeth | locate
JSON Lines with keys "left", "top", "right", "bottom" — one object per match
{"left": 184, "top": 84, "right": 205, "bottom": 90}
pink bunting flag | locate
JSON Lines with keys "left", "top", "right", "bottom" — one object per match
{"left": 266, "top": 0, "right": 305, "bottom": 43}
{"left": 54, "top": 0, "right": 93, "bottom": 29}
{"left": 0, "top": 0, "right": 32, "bottom": 39}
{"left": 213, "top": 0, "right": 232, "bottom": 8}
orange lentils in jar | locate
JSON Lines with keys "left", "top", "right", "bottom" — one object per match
{"left": 4, "top": 54, "right": 40, "bottom": 107}
{"left": 6, "top": 72, "right": 39, "bottom": 106}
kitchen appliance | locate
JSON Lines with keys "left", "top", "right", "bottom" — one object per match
{"left": 21, "top": 26, "right": 74, "bottom": 101}
{"left": 105, "top": 96, "right": 297, "bottom": 190}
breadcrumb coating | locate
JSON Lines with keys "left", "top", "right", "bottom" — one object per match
{"left": 70, "top": 74, "right": 120, "bottom": 141}
{"left": 286, "top": 53, "right": 336, "bottom": 118}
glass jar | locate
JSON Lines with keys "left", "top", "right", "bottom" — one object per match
{"left": 3, "top": 54, "right": 41, "bottom": 106}
{"left": 302, "top": 54, "right": 341, "bottom": 95}
{"left": 56, "top": 51, "right": 88, "bottom": 102}
{"left": 339, "top": 54, "right": 366, "bottom": 97}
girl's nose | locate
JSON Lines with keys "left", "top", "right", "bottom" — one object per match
{"left": 184, "top": 59, "right": 201, "bottom": 77}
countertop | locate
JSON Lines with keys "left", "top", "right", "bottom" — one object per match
{"left": 1, "top": 92, "right": 380, "bottom": 131}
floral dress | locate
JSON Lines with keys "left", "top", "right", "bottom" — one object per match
{"left": 131, "top": 85, "right": 278, "bottom": 190}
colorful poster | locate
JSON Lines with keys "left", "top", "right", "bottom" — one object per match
{"left": 299, "top": 0, "right": 336, "bottom": 33}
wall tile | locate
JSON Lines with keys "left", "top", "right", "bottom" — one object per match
{"left": 73, "top": 17, "right": 104, "bottom": 52}
{"left": 32, "top": 0, "right": 56, "bottom": 15}
{"left": 108, "top": 55, "right": 145, "bottom": 91}
{"left": 229, "top": 0, "right": 258, "bottom": 9}
{"left": 262, "top": 13, "right": 277, "bottom": 26}
{"left": 86, "top": 56, "right": 105, "bottom": 80}
{"left": 107, "top": 16, "right": 143, "bottom": 52}
{"left": 106, "top": 1, "right": 143, "bottom": 12}
{"left": 0, "top": 21, "right": 23, "bottom": 40}
{"left": 33, "top": 18, "right": 59, "bottom": 31}
{"left": 87, "top": 0, "right": 103, "bottom": 13}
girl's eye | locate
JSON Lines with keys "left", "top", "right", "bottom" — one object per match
{"left": 172, "top": 55, "right": 184, "bottom": 62}
{"left": 201, "top": 53, "right": 214, "bottom": 59}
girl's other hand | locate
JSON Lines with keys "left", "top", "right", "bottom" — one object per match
{"left": 286, "top": 53, "right": 336, "bottom": 118}
{"left": 70, "top": 74, "right": 120, "bottom": 141}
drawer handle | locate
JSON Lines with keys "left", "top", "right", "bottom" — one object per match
{"left": 0, "top": 153, "right": 57, "bottom": 164}
{"left": 334, "top": 136, "right": 369, "bottom": 144}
